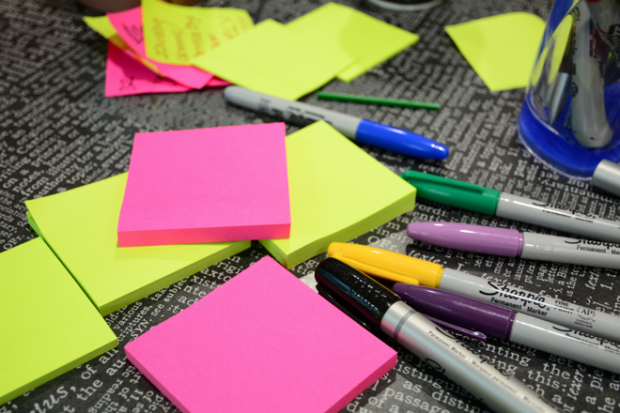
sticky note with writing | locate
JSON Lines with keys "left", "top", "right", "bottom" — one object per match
{"left": 108, "top": 7, "right": 214, "bottom": 89}
{"left": 25, "top": 174, "right": 251, "bottom": 316}
{"left": 118, "top": 123, "right": 290, "bottom": 247}
{"left": 105, "top": 42, "right": 191, "bottom": 97}
{"left": 260, "top": 121, "right": 417, "bottom": 269}
{"left": 141, "top": 0, "right": 253, "bottom": 65}
{"left": 125, "top": 256, "right": 397, "bottom": 413}
{"left": 0, "top": 237, "right": 117, "bottom": 405}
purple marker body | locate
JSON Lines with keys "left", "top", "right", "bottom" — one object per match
{"left": 406, "top": 222, "right": 620, "bottom": 270}
{"left": 392, "top": 284, "right": 620, "bottom": 374}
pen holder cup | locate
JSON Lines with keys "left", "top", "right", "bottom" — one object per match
{"left": 518, "top": 0, "right": 620, "bottom": 180}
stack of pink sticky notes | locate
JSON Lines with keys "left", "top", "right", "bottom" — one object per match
{"left": 117, "top": 122, "right": 290, "bottom": 247}
{"left": 125, "top": 256, "right": 397, "bottom": 413}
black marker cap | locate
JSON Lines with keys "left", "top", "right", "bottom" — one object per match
{"left": 315, "top": 258, "right": 401, "bottom": 327}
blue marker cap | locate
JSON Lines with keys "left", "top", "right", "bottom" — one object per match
{"left": 355, "top": 120, "right": 449, "bottom": 160}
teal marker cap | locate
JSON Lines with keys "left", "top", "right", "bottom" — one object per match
{"left": 401, "top": 171, "right": 500, "bottom": 215}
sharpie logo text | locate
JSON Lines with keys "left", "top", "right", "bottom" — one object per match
{"left": 479, "top": 280, "right": 547, "bottom": 309}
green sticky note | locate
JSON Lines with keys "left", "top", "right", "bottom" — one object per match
{"left": 287, "top": 2, "right": 419, "bottom": 83}
{"left": 193, "top": 19, "right": 356, "bottom": 101}
{"left": 142, "top": 0, "right": 253, "bottom": 65}
{"left": 25, "top": 174, "right": 251, "bottom": 316}
{"left": 0, "top": 238, "right": 117, "bottom": 405}
{"left": 260, "top": 122, "right": 416, "bottom": 269}
{"left": 445, "top": 12, "right": 546, "bottom": 91}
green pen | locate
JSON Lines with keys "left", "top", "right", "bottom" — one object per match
{"left": 317, "top": 91, "right": 440, "bottom": 110}
{"left": 401, "top": 170, "right": 620, "bottom": 243}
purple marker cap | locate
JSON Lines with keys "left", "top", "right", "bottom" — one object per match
{"left": 392, "top": 283, "right": 515, "bottom": 340}
{"left": 407, "top": 222, "right": 524, "bottom": 257}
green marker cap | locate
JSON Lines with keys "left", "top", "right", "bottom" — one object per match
{"left": 401, "top": 170, "right": 500, "bottom": 215}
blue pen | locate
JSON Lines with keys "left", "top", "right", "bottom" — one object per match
{"left": 224, "top": 86, "right": 449, "bottom": 160}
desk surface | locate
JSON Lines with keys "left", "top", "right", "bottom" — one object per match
{"left": 3, "top": 0, "right": 618, "bottom": 412}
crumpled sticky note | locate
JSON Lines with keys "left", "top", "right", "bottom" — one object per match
{"left": 105, "top": 42, "right": 191, "bottom": 97}
{"left": 445, "top": 12, "right": 546, "bottom": 91}
{"left": 287, "top": 2, "right": 419, "bottom": 83}
{"left": 193, "top": 19, "right": 355, "bottom": 100}
{"left": 142, "top": 0, "right": 253, "bottom": 65}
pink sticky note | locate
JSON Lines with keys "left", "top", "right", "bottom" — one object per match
{"left": 105, "top": 42, "right": 191, "bottom": 97}
{"left": 206, "top": 76, "right": 233, "bottom": 87}
{"left": 107, "top": 7, "right": 213, "bottom": 89}
{"left": 125, "top": 256, "right": 397, "bottom": 413}
{"left": 118, "top": 123, "right": 290, "bottom": 247}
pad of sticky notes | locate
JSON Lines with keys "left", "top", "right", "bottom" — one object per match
{"left": 445, "top": 12, "right": 546, "bottom": 91}
{"left": 0, "top": 238, "right": 117, "bottom": 405}
{"left": 141, "top": 0, "right": 254, "bottom": 65}
{"left": 193, "top": 19, "right": 355, "bottom": 100}
{"left": 287, "top": 2, "right": 419, "bottom": 83}
{"left": 260, "top": 121, "right": 417, "bottom": 269}
{"left": 125, "top": 256, "right": 397, "bottom": 413}
{"left": 25, "top": 174, "right": 250, "bottom": 316}
{"left": 118, "top": 123, "right": 290, "bottom": 247}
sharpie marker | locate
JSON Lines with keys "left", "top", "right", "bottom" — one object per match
{"left": 407, "top": 222, "right": 620, "bottom": 269}
{"left": 224, "top": 86, "right": 449, "bottom": 160}
{"left": 394, "top": 284, "right": 620, "bottom": 374}
{"left": 315, "top": 258, "right": 559, "bottom": 413}
{"left": 571, "top": 2, "right": 613, "bottom": 148}
{"left": 327, "top": 242, "right": 620, "bottom": 344}
{"left": 401, "top": 170, "right": 620, "bottom": 243}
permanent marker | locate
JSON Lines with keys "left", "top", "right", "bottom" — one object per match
{"left": 571, "top": 2, "right": 613, "bottom": 148}
{"left": 393, "top": 284, "right": 620, "bottom": 374}
{"left": 315, "top": 258, "right": 559, "bottom": 413}
{"left": 327, "top": 242, "right": 620, "bottom": 344}
{"left": 407, "top": 222, "right": 620, "bottom": 269}
{"left": 401, "top": 170, "right": 620, "bottom": 243}
{"left": 224, "top": 86, "right": 449, "bottom": 160}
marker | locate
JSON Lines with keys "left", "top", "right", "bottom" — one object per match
{"left": 393, "top": 284, "right": 620, "bottom": 374}
{"left": 571, "top": 2, "right": 613, "bottom": 148}
{"left": 401, "top": 170, "right": 620, "bottom": 243}
{"left": 327, "top": 242, "right": 620, "bottom": 344}
{"left": 592, "top": 159, "right": 620, "bottom": 198}
{"left": 315, "top": 258, "right": 559, "bottom": 413}
{"left": 224, "top": 86, "right": 449, "bottom": 160}
{"left": 316, "top": 91, "right": 440, "bottom": 110}
{"left": 407, "top": 222, "right": 620, "bottom": 269}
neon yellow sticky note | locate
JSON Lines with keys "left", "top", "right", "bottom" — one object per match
{"left": 260, "top": 122, "right": 417, "bottom": 269}
{"left": 193, "top": 19, "right": 356, "bottom": 100}
{"left": 25, "top": 174, "right": 251, "bottom": 316}
{"left": 84, "top": 15, "right": 117, "bottom": 39}
{"left": 287, "top": 2, "right": 419, "bottom": 83}
{"left": 0, "top": 238, "right": 117, "bottom": 405}
{"left": 83, "top": 15, "right": 128, "bottom": 49}
{"left": 142, "top": 0, "right": 253, "bottom": 65}
{"left": 445, "top": 12, "right": 546, "bottom": 91}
